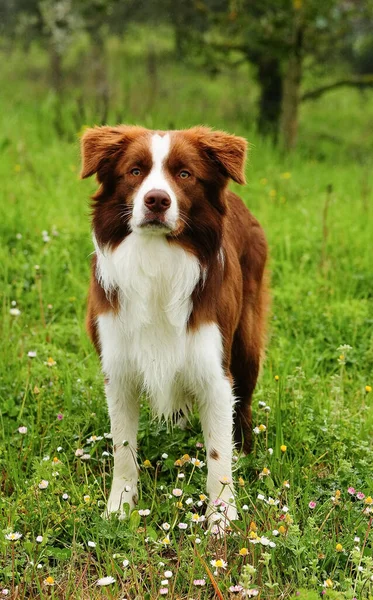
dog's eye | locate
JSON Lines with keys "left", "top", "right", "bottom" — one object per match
{"left": 179, "top": 170, "right": 191, "bottom": 179}
{"left": 130, "top": 168, "right": 141, "bottom": 176}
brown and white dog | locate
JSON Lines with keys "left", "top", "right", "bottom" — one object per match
{"left": 81, "top": 125, "right": 268, "bottom": 525}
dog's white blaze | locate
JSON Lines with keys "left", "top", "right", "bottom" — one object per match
{"left": 95, "top": 233, "right": 236, "bottom": 519}
{"left": 130, "top": 133, "right": 178, "bottom": 231}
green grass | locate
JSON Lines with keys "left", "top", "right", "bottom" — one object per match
{"left": 1, "top": 36, "right": 373, "bottom": 599}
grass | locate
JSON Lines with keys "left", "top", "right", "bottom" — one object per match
{"left": 1, "top": 34, "right": 373, "bottom": 599}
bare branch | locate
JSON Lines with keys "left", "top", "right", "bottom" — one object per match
{"left": 301, "top": 75, "right": 373, "bottom": 102}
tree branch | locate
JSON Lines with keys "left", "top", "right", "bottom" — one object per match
{"left": 301, "top": 75, "right": 373, "bottom": 102}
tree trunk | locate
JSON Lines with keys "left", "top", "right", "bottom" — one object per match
{"left": 280, "top": 23, "right": 303, "bottom": 151}
{"left": 257, "top": 56, "right": 283, "bottom": 142}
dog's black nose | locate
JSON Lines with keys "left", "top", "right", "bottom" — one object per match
{"left": 144, "top": 189, "right": 171, "bottom": 213}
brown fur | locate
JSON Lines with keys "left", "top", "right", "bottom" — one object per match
{"left": 81, "top": 125, "right": 268, "bottom": 455}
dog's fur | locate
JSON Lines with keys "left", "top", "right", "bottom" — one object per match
{"left": 81, "top": 125, "right": 268, "bottom": 523}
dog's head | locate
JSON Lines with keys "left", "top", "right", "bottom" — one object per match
{"left": 81, "top": 125, "right": 247, "bottom": 248}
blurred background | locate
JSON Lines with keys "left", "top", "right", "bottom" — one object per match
{"left": 1, "top": 0, "right": 373, "bottom": 160}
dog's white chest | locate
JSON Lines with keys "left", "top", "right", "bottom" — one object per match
{"left": 95, "top": 234, "right": 203, "bottom": 416}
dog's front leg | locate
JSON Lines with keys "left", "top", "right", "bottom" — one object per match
{"left": 104, "top": 377, "right": 139, "bottom": 518}
{"left": 197, "top": 376, "right": 237, "bottom": 529}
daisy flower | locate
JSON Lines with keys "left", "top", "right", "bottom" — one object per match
{"left": 45, "top": 357, "right": 56, "bottom": 367}
{"left": 38, "top": 480, "right": 49, "bottom": 490}
{"left": 18, "top": 426, "right": 27, "bottom": 434}
{"left": 5, "top": 532, "right": 22, "bottom": 541}
{"left": 259, "top": 467, "right": 270, "bottom": 478}
{"left": 219, "top": 475, "right": 232, "bottom": 485}
{"left": 191, "top": 458, "right": 205, "bottom": 468}
{"left": 86, "top": 435, "right": 103, "bottom": 444}
{"left": 96, "top": 576, "right": 115, "bottom": 586}
{"left": 210, "top": 559, "right": 227, "bottom": 569}
{"left": 138, "top": 509, "right": 150, "bottom": 517}
{"left": 172, "top": 488, "right": 183, "bottom": 497}
{"left": 265, "top": 496, "right": 279, "bottom": 506}
{"left": 308, "top": 501, "right": 316, "bottom": 509}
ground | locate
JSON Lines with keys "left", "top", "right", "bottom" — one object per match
{"left": 0, "top": 37, "right": 373, "bottom": 599}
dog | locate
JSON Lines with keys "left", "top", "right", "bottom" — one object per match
{"left": 80, "top": 125, "right": 268, "bottom": 526}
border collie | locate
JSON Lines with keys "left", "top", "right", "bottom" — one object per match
{"left": 81, "top": 125, "right": 268, "bottom": 527}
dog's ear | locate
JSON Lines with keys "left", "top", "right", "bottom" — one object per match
{"left": 188, "top": 127, "right": 248, "bottom": 184}
{"left": 80, "top": 125, "right": 146, "bottom": 180}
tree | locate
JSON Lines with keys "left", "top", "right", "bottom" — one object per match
{"left": 171, "top": 0, "right": 373, "bottom": 150}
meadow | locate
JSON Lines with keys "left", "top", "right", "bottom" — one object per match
{"left": 1, "top": 36, "right": 373, "bottom": 599}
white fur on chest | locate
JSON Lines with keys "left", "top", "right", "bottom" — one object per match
{"left": 95, "top": 234, "right": 218, "bottom": 417}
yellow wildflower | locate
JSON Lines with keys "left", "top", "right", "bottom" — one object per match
{"left": 143, "top": 459, "right": 152, "bottom": 468}
{"left": 365, "top": 496, "right": 373, "bottom": 505}
{"left": 278, "top": 525, "right": 286, "bottom": 535}
{"left": 239, "top": 547, "right": 249, "bottom": 556}
{"left": 280, "top": 445, "right": 287, "bottom": 453}
{"left": 335, "top": 543, "right": 343, "bottom": 552}
{"left": 366, "top": 385, "right": 372, "bottom": 393}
